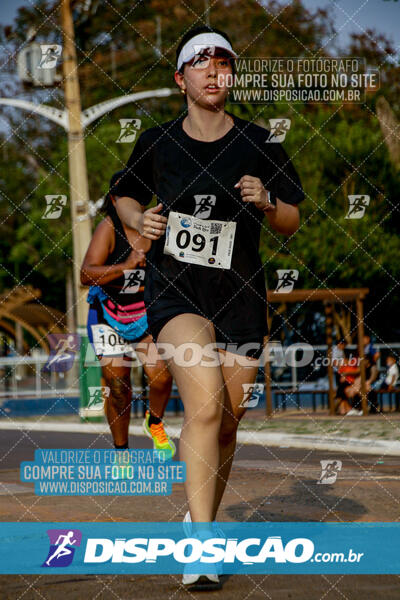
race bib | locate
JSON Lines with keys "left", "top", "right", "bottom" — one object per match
{"left": 163, "top": 212, "right": 236, "bottom": 269}
{"left": 91, "top": 323, "right": 134, "bottom": 356}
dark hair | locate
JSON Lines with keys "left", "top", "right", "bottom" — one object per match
{"left": 101, "top": 170, "right": 125, "bottom": 216}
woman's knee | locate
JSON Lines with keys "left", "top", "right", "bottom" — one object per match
{"left": 184, "top": 398, "right": 223, "bottom": 430}
{"left": 106, "top": 374, "right": 131, "bottom": 413}
{"left": 147, "top": 365, "right": 172, "bottom": 391}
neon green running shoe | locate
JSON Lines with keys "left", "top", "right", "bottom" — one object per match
{"left": 143, "top": 410, "right": 176, "bottom": 457}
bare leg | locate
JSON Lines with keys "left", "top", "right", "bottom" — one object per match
{"left": 212, "top": 350, "right": 260, "bottom": 521}
{"left": 101, "top": 359, "right": 133, "bottom": 447}
{"left": 157, "top": 313, "right": 225, "bottom": 523}
{"left": 135, "top": 334, "right": 173, "bottom": 419}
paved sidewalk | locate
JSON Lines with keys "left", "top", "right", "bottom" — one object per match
{"left": 2, "top": 409, "right": 400, "bottom": 455}
{"left": 1, "top": 428, "right": 400, "bottom": 599}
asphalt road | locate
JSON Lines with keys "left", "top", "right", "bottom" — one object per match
{"left": 0, "top": 428, "right": 399, "bottom": 599}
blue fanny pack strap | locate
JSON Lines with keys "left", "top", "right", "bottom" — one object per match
{"left": 87, "top": 285, "right": 108, "bottom": 304}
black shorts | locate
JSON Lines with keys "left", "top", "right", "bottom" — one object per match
{"left": 149, "top": 309, "right": 266, "bottom": 360}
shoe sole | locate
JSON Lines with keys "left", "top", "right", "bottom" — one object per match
{"left": 183, "top": 576, "right": 222, "bottom": 591}
{"left": 142, "top": 420, "right": 176, "bottom": 457}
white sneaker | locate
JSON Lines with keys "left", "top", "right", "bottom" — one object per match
{"left": 182, "top": 514, "right": 224, "bottom": 578}
{"left": 347, "top": 408, "right": 363, "bottom": 416}
{"left": 182, "top": 571, "right": 220, "bottom": 587}
{"left": 183, "top": 511, "right": 226, "bottom": 538}
{"left": 181, "top": 529, "right": 220, "bottom": 588}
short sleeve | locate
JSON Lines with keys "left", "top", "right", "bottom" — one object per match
{"left": 113, "top": 132, "right": 154, "bottom": 206}
{"left": 262, "top": 143, "right": 304, "bottom": 206}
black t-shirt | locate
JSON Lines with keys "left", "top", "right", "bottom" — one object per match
{"left": 114, "top": 111, "right": 304, "bottom": 343}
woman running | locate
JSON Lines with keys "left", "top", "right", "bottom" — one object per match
{"left": 113, "top": 26, "right": 304, "bottom": 586}
{"left": 80, "top": 171, "right": 175, "bottom": 456}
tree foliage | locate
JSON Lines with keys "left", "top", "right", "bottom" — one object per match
{"left": 1, "top": 0, "right": 399, "bottom": 340}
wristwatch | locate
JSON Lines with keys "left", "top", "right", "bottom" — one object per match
{"left": 262, "top": 189, "right": 276, "bottom": 213}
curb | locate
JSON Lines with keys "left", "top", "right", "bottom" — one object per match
{"left": 1, "top": 420, "right": 400, "bottom": 456}
{"left": 235, "top": 430, "right": 400, "bottom": 457}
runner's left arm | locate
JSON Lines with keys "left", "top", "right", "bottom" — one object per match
{"left": 264, "top": 198, "right": 300, "bottom": 235}
{"left": 259, "top": 138, "right": 305, "bottom": 235}
{"left": 235, "top": 175, "right": 300, "bottom": 235}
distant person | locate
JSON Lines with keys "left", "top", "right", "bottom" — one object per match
{"left": 365, "top": 357, "right": 380, "bottom": 414}
{"left": 332, "top": 340, "right": 346, "bottom": 386}
{"left": 335, "top": 351, "right": 359, "bottom": 415}
{"left": 364, "top": 334, "right": 379, "bottom": 364}
{"left": 81, "top": 171, "right": 175, "bottom": 455}
{"left": 347, "top": 356, "right": 379, "bottom": 416}
{"left": 380, "top": 354, "right": 399, "bottom": 393}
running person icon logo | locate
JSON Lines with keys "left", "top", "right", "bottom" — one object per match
{"left": 275, "top": 269, "right": 299, "bottom": 293}
{"left": 42, "top": 334, "right": 80, "bottom": 372}
{"left": 191, "top": 44, "right": 216, "bottom": 68}
{"left": 38, "top": 45, "right": 62, "bottom": 69}
{"left": 116, "top": 118, "right": 141, "bottom": 143}
{"left": 345, "top": 195, "right": 370, "bottom": 219}
{"left": 317, "top": 460, "right": 342, "bottom": 484}
{"left": 266, "top": 118, "right": 291, "bottom": 143}
{"left": 121, "top": 269, "right": 145, "bottom": 294}
{"left": 42, "top": 529, "right": 82, "bottom": 567}
{"left": 87, "top": 386, "right": 110, "bottom": 410}
{"left": 193, "top": 194, "right": 216, "bottom": 219}
{"left": 239, "top": 383, "right": 264, "bottom": 408}
{"left": 42, "top": 195, "right": 67, "bottom": 219}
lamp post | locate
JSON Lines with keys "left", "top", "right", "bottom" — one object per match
{"left": 60, "top": 0, "right": 91, "bottom": 336}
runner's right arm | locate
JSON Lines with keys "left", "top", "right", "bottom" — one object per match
{"left": 116, "top": 197, "right": 167, "bottom": 240}
{"left": 114, "top": 196, "right": 145, "bottom": 232}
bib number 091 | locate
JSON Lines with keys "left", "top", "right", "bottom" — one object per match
{"left": 176, "top": 230, "right": 219, "bottom": 255}
{"left": 164, "top": 211, "right": 236, "bottom": 269}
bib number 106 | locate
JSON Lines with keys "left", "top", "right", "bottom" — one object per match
{"left": 98, "top": 332, "right": 125, "bottom": 347}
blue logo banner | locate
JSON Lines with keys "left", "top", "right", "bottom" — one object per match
{"left": 0, "top": 522, "right": 399, "bottom": 574}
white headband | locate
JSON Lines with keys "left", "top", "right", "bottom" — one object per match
{"left": 177, "top": 32, "right": 237, "bottom": 72}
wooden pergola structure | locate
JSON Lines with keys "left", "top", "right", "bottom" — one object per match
{"left": 264, "top": 288, "right": 369, "bottom": 416}
{"left": 0, "top": 286, "right": 66, "bottom": 353}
